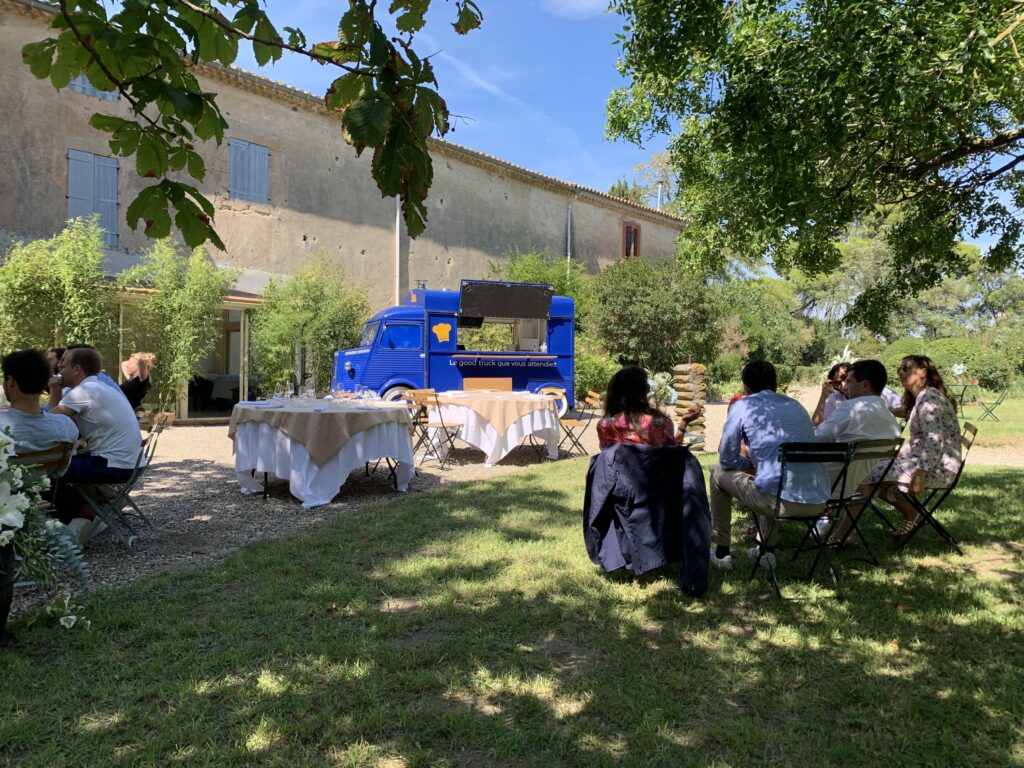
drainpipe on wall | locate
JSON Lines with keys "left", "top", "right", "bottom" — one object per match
{"left": 394, "top": 196, "right": 401, "bottom": 305}
{"left": 565, "top": 196, "right": 574, "bottom": 266}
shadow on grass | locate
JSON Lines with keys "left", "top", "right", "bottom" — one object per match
{"left": 1, "top": 464, "right": 1022, "bottom": 767}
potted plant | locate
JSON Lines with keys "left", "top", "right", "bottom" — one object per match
{"left": 0, "top": 434, "right": 91, "bottom": 636}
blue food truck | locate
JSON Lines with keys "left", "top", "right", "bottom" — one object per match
{"left": 332, "top": 280, "right": 575, "bottom": 404}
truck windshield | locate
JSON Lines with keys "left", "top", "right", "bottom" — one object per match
{"left": 359, "top": 321, "right": 380, "bottom": 347}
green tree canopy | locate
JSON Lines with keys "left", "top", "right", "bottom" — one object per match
{"left": 607, "top": 0, "right": 1024, "bottom": 330}
{"left": 589, "top": 257, "right": 721, "bottom": 372}
{"left": 22, "top": 1, "right": 482, "bottom": 248}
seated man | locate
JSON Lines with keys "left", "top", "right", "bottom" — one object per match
{"left": 815, "top": 359, "right": 901, "bottom": 486}
{"left": 0, "top": 348, "right": 79, "bottom": 452}
{"left": 710, "top": 360, "right": 830, "bottom": 571}
{"left": 48, "top": 346, "right": 144, "bottom": 542}
{"left": 814, "top": 359, "right": 902, "bottom": 542}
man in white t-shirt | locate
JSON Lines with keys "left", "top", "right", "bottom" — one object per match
{"left": 48, "top": 347, "right": 143, "bottom": 541}
{"left": 815, "top": 359, "right": 902, "bottom": 538}
{"left": 0, "top": 349, "right": 79, "bottom": 452}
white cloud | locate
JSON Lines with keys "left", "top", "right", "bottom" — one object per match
{"left": 538, "top": 0, "right": 609, "bottom": 20}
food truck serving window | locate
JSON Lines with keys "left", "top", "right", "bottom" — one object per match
{"left": 380, "top": 323, "right": 421, "bottom": 350}
{"left": 359, "top": 321, "right": 380, "bottom": 347}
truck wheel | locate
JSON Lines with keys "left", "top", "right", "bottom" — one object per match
{"left": 382, "top": 386, "right": 413, "bottom": 403}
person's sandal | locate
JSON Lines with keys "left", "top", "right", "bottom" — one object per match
{"left": 891, "top": 517, "right": 921, "bottom": 539}
{"left": 827, "top": 533, "right": 858, "bottom": 548}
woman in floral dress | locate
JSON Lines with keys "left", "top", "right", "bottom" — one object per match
{"left": 865, "top": 355, "right": 962, "bottom": 537}
{"left": 596, "top": 366, "right": 701, "bottom": 449}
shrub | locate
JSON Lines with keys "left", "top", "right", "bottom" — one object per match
{"left": 881, "top": 338, "right": 929, "bottom": 386}
{"left": 250, "top": 255, "right": 370, "bottom": 393}
{"left": 0, "top": 218, "right": 116, "bottom": 353}
{"left": 709, "top": 351, "right": 743, "bottom": 384}
{"left": 925, "top": 337, "right": 982, "bottom": 381}
{"left": 575, "top": 350, "right": 618, "bottom": 401}
{"left": 120, "top": 240, "right": 236, "bottom": 410}
{"left": 794, "top": 365, "right": 823, "bottom": 384}
{"left": 590, "top": 258, "right": 721, "bottom": 373}
{"left": 775, "top": 364, "right": 794, "bottom": 390}
{"left": 973, "top": 350, "right": 1016, "bottom": 390}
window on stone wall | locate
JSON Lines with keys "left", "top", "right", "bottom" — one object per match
{"left": 67, "top": 149, "right": 119, "bottom": 247}
{"left": 69, "top": 73, "right": 119, "bottom": 102}
{"left": 229, "top": 138, "right": 270, "bottom": 203}
{"left": 622, "top": 221, "right": 641, "bottom": 260}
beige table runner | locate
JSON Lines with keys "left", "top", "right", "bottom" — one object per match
{"left": 229, "top": 401, "right": 412, "bottom": 466}
{"left": 436, "top": 391, "right": 558, "bottom": 435}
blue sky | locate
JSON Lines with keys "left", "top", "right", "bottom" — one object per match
{"left": 232, "top": 0, "right": 668, "bottom": 194}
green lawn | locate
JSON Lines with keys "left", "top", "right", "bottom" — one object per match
{"left": 961, "top": 397, "right": 1024, "bottom": 447}
{"left": 2, "top": 458, "right": 1023, "bottom": 767}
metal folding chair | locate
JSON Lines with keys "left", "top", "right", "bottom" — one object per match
{"left": 76, "top": 414, "right": 169, "bottom": 548}
{"left": 976, "top": 388, "right": 1009, "bottom": 422}
{"left": 749, "top": 442, "right": 849, "bottom": 599}
{"left": 872, "top": 422, "right": 977, "bottom": 555}
{"left": 818, "top": 438, "right": 903, "bottom": 567}
{"left": 539, "top": 386, "right": 594, "bottom": 457}
{"left": 411, "top": 390, "right": 464, "bottom": 469}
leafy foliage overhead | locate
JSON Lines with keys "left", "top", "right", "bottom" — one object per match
{"left": 607, "top": 0, "right": 1024, "bottom": 329}
{"left": 21, "top": 0, "right": 483, "bottom": 247}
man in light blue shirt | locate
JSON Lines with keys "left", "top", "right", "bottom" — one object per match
{"left": 710, "top": 360, "right": 830, "bottom": 571}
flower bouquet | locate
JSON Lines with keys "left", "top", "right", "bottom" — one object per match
{"left": 0, "top": 433, "right": 91, "bottom": 636}
{"left": 648, "top": 371, "right": 677, "bottom": 410}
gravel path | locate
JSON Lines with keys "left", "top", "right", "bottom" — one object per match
{"left": 11, "top": 389, "right": 1019, "bottom": 617}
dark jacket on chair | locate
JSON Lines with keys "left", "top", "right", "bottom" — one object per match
{"left": 583, "top": 443, "right": 711, "bottom": 596}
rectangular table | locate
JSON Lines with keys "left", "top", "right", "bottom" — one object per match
{"left": 426, "top": 390, "right": 560, "bottom": 466}
{"left": 229, "top": 399, "right": 414, "bottom": 507}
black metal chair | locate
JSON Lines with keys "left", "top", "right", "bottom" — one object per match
{"left": 76, "top": 414, "right": 169, "bottom": 548}
{"left": 872, "top": 422, "right": 977, "bottom": 555}
{"left": 749, "top": 442, "right": 850, "bottom": 599}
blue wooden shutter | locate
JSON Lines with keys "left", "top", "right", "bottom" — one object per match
{"left": 67, "top": 149, "right": 95, "bottom": 223}
{"left": 69, "top": 73, "right": 118, "bottom": 102}
{"left": 250, "top": 143, "right": 270, "bottom": 203}
{"left": 229, "top": 139, "right": 249, "bottom": 200}
{"left": 95, "top": 156, "right": 119, "bottom": 246}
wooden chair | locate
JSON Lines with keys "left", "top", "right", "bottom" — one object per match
{"left": 410, "top": 390, "right": 464, "bottom": 469}
{"left": 462, "top": 377, "right": 513, "bottom": 391}
{"left": 11, "top": 442, "right": 76, "bottom": 511}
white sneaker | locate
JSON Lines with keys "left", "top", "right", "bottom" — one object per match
{"left": 815, "top": 517, "right": 832, "bottom": 538}
{"left": 747, "top": 546, "right": 777, "bottom": 571}
{"left": 709, "top": 549, "right": 733, "bottom": 571}
{"left": 66, "top": 517, "right": 90, "bottom": 545}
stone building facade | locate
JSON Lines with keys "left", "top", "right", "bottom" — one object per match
{"left": 0, "top": 0, "right": 684, "bottom": 414}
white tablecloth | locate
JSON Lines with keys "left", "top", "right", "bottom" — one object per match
{"left": 426, "top": 403, "right": 559, "bottom": 466}
{"left": 233, "top": 420, "right": 414, "bottom": 507}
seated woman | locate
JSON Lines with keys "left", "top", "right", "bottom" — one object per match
{"left": 596, "top": 366, "right": 701, "bottom": 449}
{"left": 120, "top": 352, "right": 155, "bottom": 411}
{"left": 829, "top": 354, "right": 961, "bottom": 543}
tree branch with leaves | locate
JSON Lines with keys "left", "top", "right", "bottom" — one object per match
{"left": 607, "top": 0, "right": 1024, "bottom": 331}
{"left": 22, "top": 0, "right": 482, "bottom": 248}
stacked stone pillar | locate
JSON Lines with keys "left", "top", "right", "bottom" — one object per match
{"left": 673, "top": 363, "right": 707, "bottom": 450}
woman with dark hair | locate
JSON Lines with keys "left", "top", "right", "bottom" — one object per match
{"left": 811, "top": 362, "right": 850, "bottom": 426}
{"left": 596, "top": 366, "right": 701, "bottom": 448}
{"left": 832, "top": 354, "right": 961, "bottom": 542}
